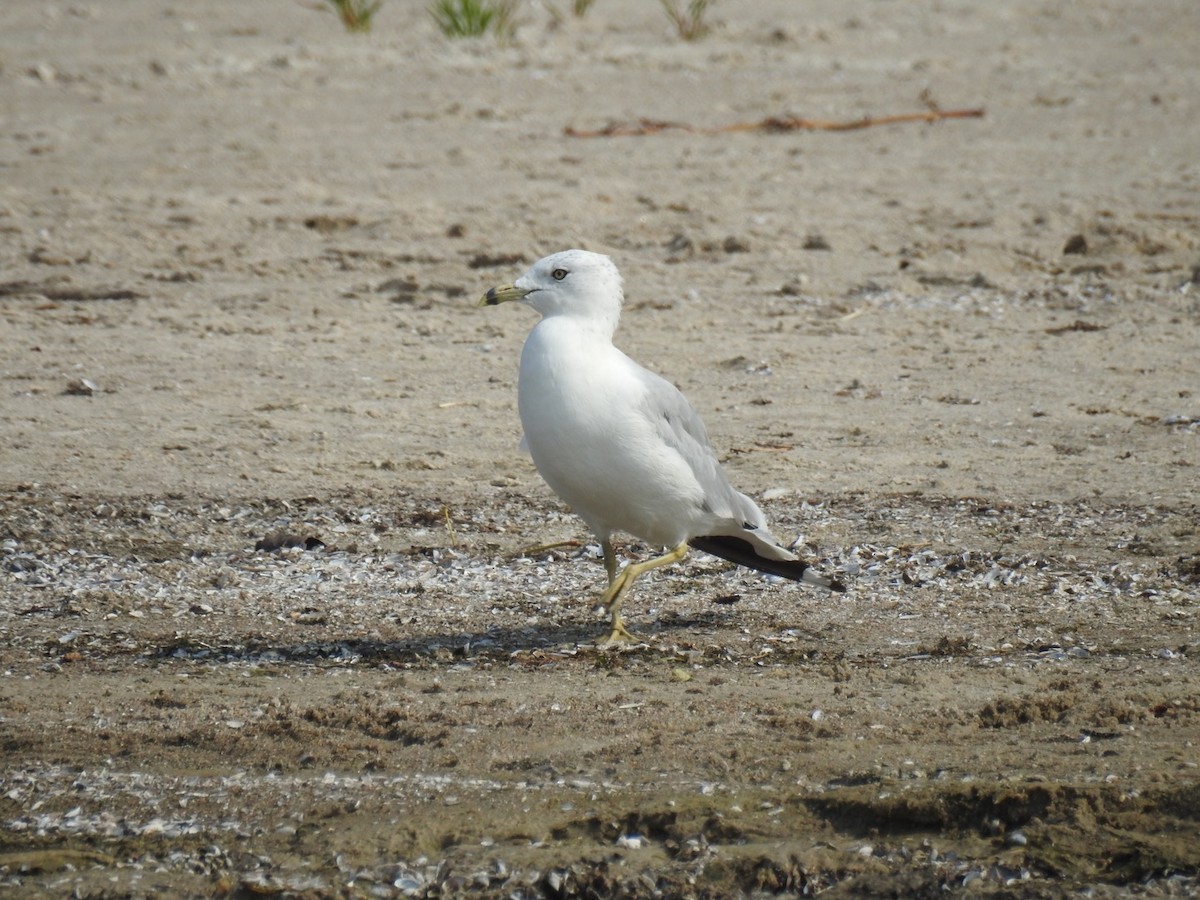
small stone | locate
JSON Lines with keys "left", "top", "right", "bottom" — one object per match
{"left": 1063, "top": 234, "right": 1088, "bottom": 255}
{"left": 30, "top": 246, "right": 74, "bottom": 265}
{"left": 665, "top": 233, "right": 694, "bottom": 258}
{"left": 64, "top": 378, "right": 98, "bottom": 396}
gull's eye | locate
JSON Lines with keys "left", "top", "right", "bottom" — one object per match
{"left": 551, "top": 268, "right": 568, "bottom": 281}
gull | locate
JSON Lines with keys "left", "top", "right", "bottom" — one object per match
{"left": 482, "top": 249, "right": 843, "bottom": 644}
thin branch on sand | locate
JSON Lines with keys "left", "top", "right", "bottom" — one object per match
{"left": 565, "top": 107, "right": 984, "bottom": 138}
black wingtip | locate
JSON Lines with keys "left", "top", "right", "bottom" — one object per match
{"left": 689, "top": 535, "right": 844, "bottom": 591}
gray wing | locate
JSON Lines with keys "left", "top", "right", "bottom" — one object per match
{"left": 637, "top": 368, "right": 754, "bottom": 525}
{"left": 635, "top": 367, "right": 842, "bottom": 590}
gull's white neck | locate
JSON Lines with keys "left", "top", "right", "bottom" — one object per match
{"left": 528, "top": 303, "right": 620, "bottom": 342}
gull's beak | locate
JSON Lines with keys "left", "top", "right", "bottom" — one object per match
{"left": 479, "top": 283, "right": 530, "bottom": 307}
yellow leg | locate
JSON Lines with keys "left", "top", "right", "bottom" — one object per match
{"left": 596, "top": 541, "right": 688, "bottom": 646}
{"left": 601, "top": 540, "right": 618, "bottom": 585}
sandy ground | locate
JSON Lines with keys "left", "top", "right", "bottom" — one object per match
{"left": 2, "top": 0, "right": 1199, "bottom": 896}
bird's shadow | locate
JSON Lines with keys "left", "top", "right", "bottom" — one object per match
{"left": 150, "top": 613, "right": 738, "bottom": 668}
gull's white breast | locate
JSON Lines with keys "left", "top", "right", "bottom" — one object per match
{"left": 517, "top": 317, "right": 705, "bottom": 547}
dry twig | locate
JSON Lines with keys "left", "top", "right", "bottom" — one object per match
{"left": 565, "top": 107, "right": 984, "bottom": 138}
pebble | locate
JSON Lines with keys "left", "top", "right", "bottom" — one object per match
{"left": 64, "top": 378, "right": 99, "bottom": 396}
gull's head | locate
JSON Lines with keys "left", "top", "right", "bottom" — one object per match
{"left": 480, "top": 249, "right": 623, "bottom": 332}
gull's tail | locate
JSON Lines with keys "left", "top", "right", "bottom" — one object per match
{"left": 689, "top": 535, "right": 846, "bottom": 592}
